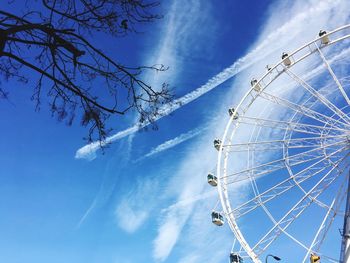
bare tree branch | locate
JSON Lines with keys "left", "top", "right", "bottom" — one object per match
{"left": 0, "top": 0, "right": 172, "bottom": 143}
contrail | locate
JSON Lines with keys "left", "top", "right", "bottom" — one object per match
{"left": 76, "top": 198, "right": 97, "bottom": 229}
{"left": 135, "top": 127, "right": 204, "bottom": 162}
{"left": 76, "top": 135, "right": 134, "bottom": 227}
{"left": 75, "top": 1, "right": 334, "bottom": 160}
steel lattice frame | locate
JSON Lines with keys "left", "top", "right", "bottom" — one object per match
{"left": 216, "top": 24, "right": 350, "bottom": 263}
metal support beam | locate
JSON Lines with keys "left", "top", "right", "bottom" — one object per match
{"left": 340, "top": 171, "right": 350, "bottom": 263}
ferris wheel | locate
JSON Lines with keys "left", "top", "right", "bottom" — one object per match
{"left": 208, "top": 24, "right": 350, "bottom": 263}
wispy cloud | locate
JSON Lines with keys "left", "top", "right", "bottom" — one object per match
{"left": 76, "top": 135, "right": 134, "bottom": 227}
{"left": 173, "top": 200, "right": 233, "bottom": 263}
{"left": 76, "top": 198, "right": 98, "bottom": 229}
{"left": 152, "top": 133, "right": 217, "bottom": 261}
{"left": 153, "top": 216, "right": 183, "bottom": 261}
{"left": 115, "top": 179, "right": 157, "bottom": 233}
{"left": 136, "top": 127, "right": 204, "bottom": 162}
{"left": 75, "top": 125, "right": 139, "bottom": 160}
{"left": 160, "top": 190, "right": 217, "bottom": 214}
{"left": 114, "top": 0, "right": 208, "bottom": 234}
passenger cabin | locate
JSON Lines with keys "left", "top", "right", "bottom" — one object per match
{"left": 282, "top": 52, "right": 292, "bottom": 66}
{"left": 207, "top": 173, "right": 218, "bottom": 187}
{"left": 250, "top": 78, "right": 261, "bottom": 92}
{"left": 228, "top": 108, "right": 239, "bottom": 119}
{"left": 310, "top": 254, "right": 320, "bottom": 263}
{"left": 230, "top": 253, "right": 243, "bottom": 263}
{"left": 319, "top": 30, "right": 330, "bottom": 45}
{"left": 211, "top": 211, "right": 224, "bottom": 226}
{"left": 213, "top": 139, "right": 222, "bottom": 151}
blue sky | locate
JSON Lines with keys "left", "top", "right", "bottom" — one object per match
{"left": 1, "top": 1, "right": 350, "bottom": 263}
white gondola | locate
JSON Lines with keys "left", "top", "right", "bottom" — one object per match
{"left": 207, "top": 173, "right": 218, "bottom": 187}
{"left": 281, "top": 52, "right": 292, "bottom": 66}
{"left": 211, "top": 211, "right": 224, "bottom": 226}
{"left": 213, "top": 139, "right": 222, "bottom": 151}
{"left": 228, "top": 108, "right": 239, "bottom": 119}
{"left": 250, "top": 78, "right": 261, "bottom": 92}
{"left": 319, "top": 30, "right": 330, "bottom": 45}
{"left": 230, "top": 253, "right": 243, "bottom": 263}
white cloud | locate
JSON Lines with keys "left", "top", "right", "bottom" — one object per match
{"left": 76, "top": 136, "right": 134, "bottom": 227}
{"left": 177, "top": 254, "right": 200, "bottom": 263}
{"left": 160, "top": 190, "right": 217, "bottom": 214}
{"left": 75, "top": 125, "right": 138, "bottom": 160}
{"left": 136, "top": 127, "right": 204, "bottom": 162}
{"left": 115, "top": 199, "right": 149, "bottom": 234}
{"left": 115, "top": 179, "right": 158, "bottom": 233}
{"left": 76, "top": 198, "right": 98, "bottom": 229}
{"left": 153, "top": 217, "right": 183, "bottom": 261}
{"left": 174, "top": 200, "right": 233, "bottom": 263}
{"left": 152, "top": 131, "right": 217, "bottom": 261}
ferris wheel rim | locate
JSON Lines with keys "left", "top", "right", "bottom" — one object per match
{"left": 216, "top": 24, "right": 350, "bottom": 262}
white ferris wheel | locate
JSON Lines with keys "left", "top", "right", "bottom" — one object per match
{"left": 208, "top": 24, "right": 350, "bottom": 263}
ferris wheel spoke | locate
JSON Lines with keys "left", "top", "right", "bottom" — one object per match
{"left": 259, "top": 90, "right": 350, "bottom": 129}
{"left": 301, "top": 198, "right": 338, "bottom": 263}
{"left": 285, "top": 68, "right": 350, "bottom": 125}
{"left": 238, "top": 116, "right": 347, "bottom": 136}
{"left": 251, "top": 163, "right": 349, "bottom": 257}
{"left": 224, "top": 140, "right": 348, "bottom": 184}
{"left": 285, "top": 149, "right": 349, "bottom": 213}
{"left": 225, "top": 134, "right": 348, "bottom": 152}
{"left": 313, "top": 175, "right": 349, "bottom": 253}
{"left": 286, "top": 134, "right": 348, "bottom": 148}
{"left": 229, "top": 147, "right": 349, "bottom": 219}
{"left": 302, "top": 174, "right": 350, "bottom": 263}
{"left": 315, "top": 42, "right": 350, "bottom": 106}
{"left": 226, "top": 149, "right": 345, "bottom": 185}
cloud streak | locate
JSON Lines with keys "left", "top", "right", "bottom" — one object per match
{"left": 76, "top": 136, "right": 134, "bottom": 227}
{"left": 115, "top": 179, "right": 157, "bottom": 233}
{"left": 160, "top": 190, "right": 217, "bottom": 214}
{"left": 136, "top": 127, "right": 204, "bottom": 162}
